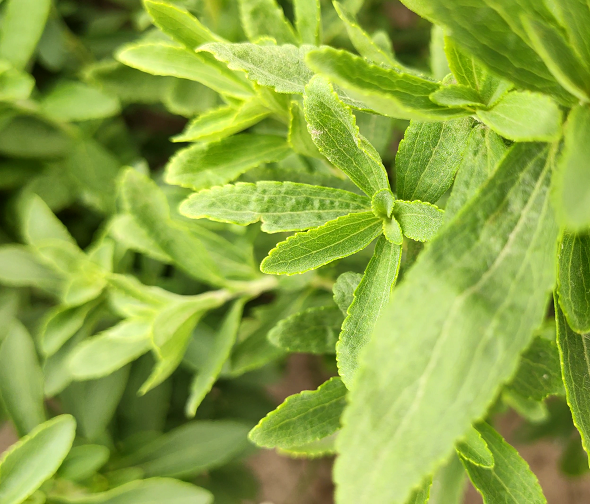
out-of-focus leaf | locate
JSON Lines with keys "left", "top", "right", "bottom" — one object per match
{"left": 238, "top": 0, "right": 298, "bottom": 44}
{"left": 57, "top": 444, "right": 110, "bottom": 482}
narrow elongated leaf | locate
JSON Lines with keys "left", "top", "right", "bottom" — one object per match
{"left": 306, "top": 47, "right": 468, "bottom": 120}
{"left": 238, "top": 0, "right": 297, "bottom": 44}
{"left": 558, "top": 231, "right": 590, "bottom": 333}
{"left": 180, "top": 182, "right": 370, "bottom": 232}
{"left": 249, "top": 377, "right": 346, "bottom": 448}
{"left": 337, "top": 236, "right": 401, "bottom": 386}
{"left": 165, "top": 134, "right": 290, "bottom": 191}
{"left": 554, "top": 105, "right": 590, "bottom": 230}
{"left": 476, "top": 91, "right": 562, "bottom": 142}
{"left": 0, "top": 245, "right": 64, "bottom": 294}
{"left": 395, "top": 118, "right": 473, "bottom": 203}
{"left": 335, "top": 142, "right": 558, "bottom": 504}
{"left": 261, "top": 211, "right": 382, "bottom": 275}
{"left": 40, "top": 82, "right": 120, "bottom": 122}
{"left": 393, "top": 200, "right": 444, "bottom": 242}
{"left": 553, "top": 0, "right": 590, "bottom": 71}
{"left": 186, "top": 299, "right": 245, "bottom": 417}
{"left": 556, "top": 300, "right": 590, "bottom": 461}
{"left": 455, "top": 426, "right": 494, "bottom": 468}
{"left": 294, "top": 0, "right": 320, "bottom": 45}
{"left": 0, "top": 322, "right": 45, "bottom": 436}
{"left": 462, "top": 423, "right": 546, "bottom": 503}
{"left": 268, "top": 306, "right": 343, "bottom": 354}
{"left": 304, "top": 76, "right": 389, "bottom": 197}
{"left": 0, "top": 415, "right": 76, "bottom": 504}
{"left": 116, "top": 43, "right": 253, "bottom": 99}
{"left": 0, "top": 0, "right": 51, "bottom": 69}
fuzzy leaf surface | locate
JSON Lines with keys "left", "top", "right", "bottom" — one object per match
{"left": 394, "top": 200, "right": 444, "bottom": 242}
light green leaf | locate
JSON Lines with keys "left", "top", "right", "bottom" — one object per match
{"left": 143, "top": 0, "right": 224, "bottom": 48}
{"left": 0, "top": 67, "right": 35, "bottom": 102}
{"left": 288, "top": 100, "right": 321, "bottom": 157}
{"left": 172, "top": 99, "right": 270, "bottom": 143}
{"left": 69, "top": 319, "right": 152, "bottom": 380}
{"left": 406, "top": 478, "right": 432, "bottom": 504}
{"left": 337, "top": 236, "right": 401, "bottom": 386}
{"left": 0, "top": 0, "right": 51, "bottom": 69}
{"left": 0, "top": 114, "right": 71, "bottom": 159}
{"left": 476, "top": 91, "right": 562, "bottom": 142}
{"left": 163, "top": 79, "right": 217, "bottom": 118}
{"left": 558, "top": 231, "right": 590, "bottom": 333}
{"left": 395, "top": 118, "right": 474, "bottom": 203}
{"left": 304, "top": 76, "right": 389, "bottom": 197}
{"left": 57, "top": 445, "right": 110, "bottom": 482}
{"left": 429, "top": 25, "right": 450, "bottom": 81}
{"left": 455, "top": 426, "right": 494, "bottom": 468}
{"left": 249, "top": 377, "right": 346, "bottom": 449}
{"left": 180, "top": 181, "right": 370, "bottom": 233}
{"left": 382, "top": 216, "right": 403, "bottom": 245}
{"left": 294, "top": 0, "right": 320, "bottom": 45}
{"left": 502, "top": 389, "right": 548, "bottom": 423}
{"left": 553, "top": 104, "right": 590, "bottom": 230}
{"left": 332, "top": 271, "right": 362, "bottom": 315}
{"left": 306, "top": 47, "right": 469, "bottom": 120}
{"left": 556, "top": 300, "right": 590, "bottom": 463}
{"left": 268, "top": 306, "right": 343, "bottom": 354}
{"left": 371, "top": 189, "right": 395, "bottom": 219}
{"left": 393, "top": 200, "right": 444, "bottom": 242}
{"left": 0, "top": 245, "right": 63, "bottom": 294}
{"left": 238, "top": 0, "right": 298, "bottom": 44}
{"left": 462, "top": 423, "right": 546, "bottom": 503}
{"left": 40, "top": 82, "right": 120, "bottom": 122}
{"left": 50, "top": 478, "right": 212, "bottom": 504}
{"left": 355, "top": 110, "right": 395, "bottom": 156}
{"left": 185, "top": 299, "right": 245, "bottom": 417}
{"left": 552, "top": 0, "right": 590, "bottom": 72}
{"left": 429, "top": 84, "right": 486, "bottom": 108}
{"left": 165, "top": 134, "right": 290, "bottom": 191}
{"left": 0, "top": 321, "right": 45, "bottom": 437}
{"left": 108, "top": 214, "right": 171, "bottom": 263}
{"left": 261, "top": 211, "right": 383, "bottom": 275}
{"left": 335, "top": 142, "right": 558, "bottom": 504}
{"left": 113, "top": 421, "right": 250, "bottom": 478}
{"left": 428, "top": 454, "right": 467, "bottom": 504}
{"left": 20, "top": 193, "right": 76, "bottom": 248}
{"left": 0, "top": 415, "right": 76, "bottom": 504}
{"left": 116, "top": 42, "right": 254, "bottom": 99}
{"left": 279, "top": 433, "right": 337, "bottom": 458}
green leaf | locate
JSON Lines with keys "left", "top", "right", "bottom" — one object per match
{"left": 429, "top": 84, "right": 486, "bottom": 108}
{"left": 294, "top": 0, "right": 320, "bottom": 45}
{"left": 558, "top": 231, "right": 590, "bottom": 333}
{"left": 553, "top": 104, "right": 590, "bottom": 230}
{"left": 395, "top": 118, "right": 474, "bottom": 203}
{"left": 382, "top": 216, "right": 403, "bottom": 245}
{"left": 335, "top": 142, "right": 558, "bottom": 504}
{"left": 261, "top": 211, "right": 383, "bottom": 275}
{"left": 0, "top": 66, "right": 35, "bottom": 102}
{"left": 455, "top": 426, "right": 494, "bottom": 468}
{"left": 143, "top": 0, "right": 224, "bottom": 48}
{"left": 429, "top": 25, "right": 450, "bottom": 81}
{"left": 393, "top": 200, "right": 444, "bottom": 242}
{"left": 249, "top": 377, "right": 346, "bottom": 449}
{"left": 172, "top": 99, "right": 270, "bottom": 143}
{"left": 116, "top": 42, "right": 254, "bottom": 99}
{"left": 288, "top": 100, "right": 321, "bottom": 157}
{"left": 552, "top": 0, "right": 590, "bottom": 72}
{"left": 0, "top": 245, "right": 63, "bottom": 294}
{"left": 0, "top": 321, "right": 45, "bottom": 437}
{"left": 428, "top": 454, "right": 467, "bottom": 504}
{"left": 406, "top": 478, "right": 432, "bottom": 504}
{"left": 502, "top": 389, "right": 548, "bottom": 423}
{"left": 476, "top": 92, "right": 562, "bottom": 142}
{"left": 238, "top": 0, "right": 298, "bottom": 44}
{"left": 185, "top": 299, "right": 245, "bottom": 417}
{"left": 334, "top": 1, "right": 397, "bottom": 66}
{"left": 268, "top": 306, "right": 343, "bottom": 354}
{"left": 180, "top": 181, "right": 370, "bottom": 233}
{"left": 444, "top": 125, "right": 508, "bottom": 221}
{"left": 371, "top": 189, "right": 395, "bottom": 219}
{"left": 40, "top": 82, "right": 120, "bottom": 122}
{"left": 306, "top": 47, "right": 469, "bottom": 120}
{"left": 461, "top": 423, "right": 546, "bottom": 503}
{"left": 337, "top": 236, "right": 401, "bottom": 386}
{"left": 69, "top": 319, "right": 152, "bottom": 380}
{"left": 556, "top": 300, "right": 590, "bottom": 463}
{"left": 57, "top": 445, "right": 110, "bottom": 482}
{"left": 332, "top": 272, "right": 362, "bottom": 315}
{"left": 279, "top": 433, "right": 337, "bottom": 458}
{"left": 21, "top": 193, "right": 76, "bottom": 248}
{"left": 304, "top": 76, "right": 390, "bottom": 197}
{"left": 50, "top": 478, "right": 213, "bottom": 504}
{"left": 108, "top": 214, "right": 171, "bottom": 263}
{"left": 165, "top": 134, "right": 291, "bottom": 191}
{"left": 0, "top": 0, "right": 51, "bottom": 69}
{"left": 113, "top": 421, "right": 250, "bottom": 478}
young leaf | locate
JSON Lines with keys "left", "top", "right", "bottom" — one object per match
{"left": 429, "top": 85, "right": 486, "bottom": 108}
{"left": 337, "top": 236, "right": 402, "bottom": 386}
{"left": 382, "top": 217, "right": 403, "bottom": 245}
{"left": 268, "top": 306, "right": 343, "bottom": 354}
{"left": 553, "top": 105, "right": 590, "bottom": 230}
{"left": 304, "top": 76, "right": 390, "bottom": 197}
{"left": 306, "top": 47, "right": 469, "bottom": 120}
{"left": 294, "top": 0, "right": 320, "bottom": 45}
{"left": 261, "top": 211, "right": 383, "bottom": 275}
{"left": 395, "top": 118, "right": 474, "bottom": 203}
{"left": 558, "top": 231, "right": 590, "bottom": 333}
{"left": 333, "top": 272, "right": 362, "bottom": 315}
{"left": 0, "top": 415, "right": 76, "bottom": 504}
{"left": 116, "top": 42, "right": 254, "bottom": 99}
{"left": 455, "top": 426, "right": 494, "bottom": 468}
{"left": 0, "top": 322, "right": 45, "bottom": 436}
{"left": 238, "top": 0, "right": 298, "bottom": 44}
{"left": 249, "top": 377, "right": 346, "bottom": 448}
{"left": 40, "top": 82, "right": 120, "bottom": 122}
{"left": 185, "top": 299, "right": 245, "bottom": 417}
{"left": 556, "top": 300, "right": 590, "bottom": 462}
{"left": 165, "top": 134, "right": 291, "bottom": 191}
{"left": 335, "top": 142, "right": 558, "bottom": 504}
{"left": 180, "top": 181, "right": 370, "bottom": 233}
{"left": 288, "top": 100, "right": 321, "bottom": 157}
{"left": 461, "top": 423, "right": 546, "bottom": 503}
{"left": 476, "top": 91, "right": 562, "bottom": 142}
{"left": 393, "top": 200, "right": 444, "bottom": 242}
